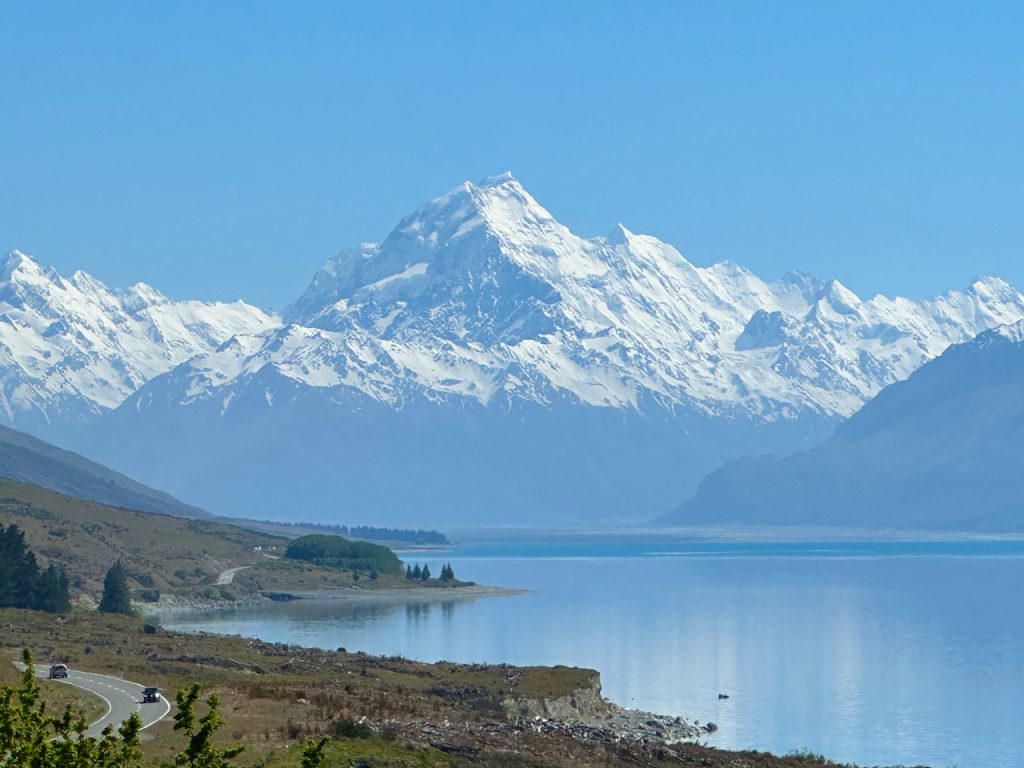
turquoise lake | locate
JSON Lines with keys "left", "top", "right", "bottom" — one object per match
{"left": 156, "top": 537, "right": 1024, "bottom": 767}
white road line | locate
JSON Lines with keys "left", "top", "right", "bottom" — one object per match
{"left": 54, "top": 677, "right": 113, "bottom": 730}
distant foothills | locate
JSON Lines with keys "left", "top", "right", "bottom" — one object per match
{"left": 0, "top": 475, "right": 464, "bottom": 612}
{"left": 3, "top": 173, "right": 1024, "bottom": 531}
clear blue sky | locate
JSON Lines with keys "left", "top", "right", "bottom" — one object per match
{"left": 2, "top": 1, "right": 1023, "bottom": 308}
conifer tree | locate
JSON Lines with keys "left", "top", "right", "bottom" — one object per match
{"left": 37, "top": 564, "right": 71, "bottom": 613}
{"left": 0, "top": 525, "right": 70, "bottom": 612}
{"left": 98, "top": 561, "right": 133, "bottom": 615}
{"left": 405, "top": 565, "right": 413, "bottom": 580}
{"left": 412, "top": 564, "right": 422, "bottom": 579}
{"left": 420, "top": 564, "right": 431, "bottom": 580}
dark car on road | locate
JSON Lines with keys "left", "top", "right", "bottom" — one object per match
{"left": 142, "top": 687, "right": 161, "bottom": 703}
{"left": 48, "top": 664, "right": 69, "bottom": 679}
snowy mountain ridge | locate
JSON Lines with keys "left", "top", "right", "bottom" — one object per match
{"left": 0, "top": 250, "right": 279, "bottom": 429}
{"left": 150, "top": 173, "right": 1024, "bottom": 422}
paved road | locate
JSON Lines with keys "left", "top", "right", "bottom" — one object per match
{"left": 27, "top": 665, "right": 172, "bottom": 738}
{"left": 214, "top": 565, "right": 251, "bottom": 586}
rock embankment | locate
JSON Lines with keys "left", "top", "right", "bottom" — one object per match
{"left": 566, "top": 705, "right": 717, "bottom": 743}
{"left": 502, "top": 670, "right": 608, "bottom": 720}
{"left": 137, "top": 592, "right": 265, "bottom": 615}
{"left": 503, "top": 670, "right": 715, "bottom": 744}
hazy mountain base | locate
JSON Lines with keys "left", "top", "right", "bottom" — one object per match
{"left": 76, "top": 380, "right": 832, "bottom": 526}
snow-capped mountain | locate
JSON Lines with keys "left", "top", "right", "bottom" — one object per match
{"left": 661, "top": 320, "right": 1024, "bottom": 531}
{"left": 67, "top": 173, "right": 1024, "bottom": 525}
{"left": 139, "top": 173, "right": 1023, "bottom": 420}
{"left": 0, "top": 250, "right": 278, "bottom": 430}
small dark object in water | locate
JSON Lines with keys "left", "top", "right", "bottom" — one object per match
{"left": 718, "top": 693, "right": 730, "bottom": 700}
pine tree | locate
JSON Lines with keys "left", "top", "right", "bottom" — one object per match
{"left": 98, "top": 561, "right": 133, "bottom": 615}
{"left": 36, "top": 564, "right": 70, "bottom": 613}
{"left": 405, "top": 565, "right": 413, "bottom": 580}
{"left": 0, "top": 524, "right": 38, "bottom": 609}
{"left": 412, "top": 564, "right": 422, "bottom": 580}
{"left": 420, "top": 564, "right": 431, "bottom": 580}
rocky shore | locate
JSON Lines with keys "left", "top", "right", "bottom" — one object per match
{"left": 564, "top": 704, "right": 716, "bottom": 743}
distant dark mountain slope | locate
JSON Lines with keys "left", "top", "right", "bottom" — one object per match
{"left": 661, "top": 322, "right": 1024, "bottom": 532}
{"left": 0, "top": 423, "right": 208, "bottom": 519}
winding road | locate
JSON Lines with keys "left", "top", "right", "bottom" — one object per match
{"left": 214, "top": 565, "right": 251, "bottom": 586}
{"left": 23, "top": 664, "right": 172, "bottom": 737}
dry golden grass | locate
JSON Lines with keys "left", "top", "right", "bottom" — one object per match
{"left": 0, "top": 477, "right": 284, "bottom": 596}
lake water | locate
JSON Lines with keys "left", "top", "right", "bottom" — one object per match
{"left": 156, "top": 537, "right": 1024, "bottom": 768}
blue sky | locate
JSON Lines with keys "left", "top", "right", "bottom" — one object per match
{"left": 2, "top": 1, "right": 1023, "bottom": 308}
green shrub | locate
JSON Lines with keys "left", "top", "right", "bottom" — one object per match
{"left": 328, "top": 716, "right": 373, "bottom": 739}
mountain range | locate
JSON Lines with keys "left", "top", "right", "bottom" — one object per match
{"left": 662, "top": 321, "right": 1024, "bottom": 531}
{"left": 5, "top": 173, "right": 1024, "bottom": 526}
{"left": 0, "top": 250, "right": 277, "bottom": 430}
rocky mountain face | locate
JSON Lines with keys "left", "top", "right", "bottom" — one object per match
{"left": 661, "top": 321, "right": 1024, "bottom": 531}
{"left": 6, "top": 174, "right": 1024, "bottom": 525}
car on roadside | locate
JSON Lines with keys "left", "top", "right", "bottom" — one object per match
{"left": 142, "top": 687, "right": 161, "bottom": 703}
{"left": 48, "top": 664, "right": 69, "bottom": 679}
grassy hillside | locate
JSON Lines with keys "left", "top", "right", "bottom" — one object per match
{"left": 0, "top": 477, "right": 284, "bottom": 596}
{"left": 0, "top": 424, "right": 208, "bottom": 519}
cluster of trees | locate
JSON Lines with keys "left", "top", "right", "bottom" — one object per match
{"left": 0, "top": 524, "right": 70, "bottom": 613}
{"left": 0, "top": 650, "right": 330, "bottom": 768}
{"left": 284, "top": 534, "right": 403, "bottom": 575}
{"left": 404, "top": 562, "right": 456, "bottom": 581}
{"left": 349, "top": 526, "right": 448, "bottom": 545}
{"left": 270, "top": 521, "right": 448, "bottom": 545}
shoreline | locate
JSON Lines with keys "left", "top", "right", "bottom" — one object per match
{"left": 141, "top": 583, "right": 716, "bottom": 746}
{"left": 142, "top": 581, "right": 529, "bottom": 617}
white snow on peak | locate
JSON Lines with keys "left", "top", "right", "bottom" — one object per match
{"left": 0, "top": 249, "right": 279, "bottom": 424}
{"left": 157, "top": 176, "right": 1024, "bottom": 422}
{"left": 987, "top": 319, "right": 1024, "bottom": 344}
{"left": 7, "top": 175, "right": 1024, "bottom": 430}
